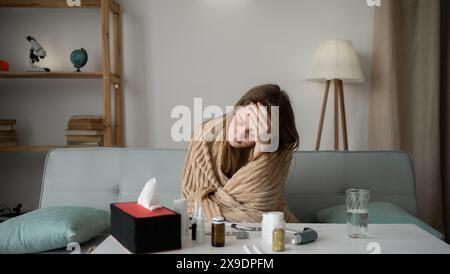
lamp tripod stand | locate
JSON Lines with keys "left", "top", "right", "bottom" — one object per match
{"left": 315, "top": 79, "right": 349, "bottom": 151}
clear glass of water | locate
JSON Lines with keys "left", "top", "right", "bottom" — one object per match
{"left": 346, "top": 189, "right": 370, "bottom": 238}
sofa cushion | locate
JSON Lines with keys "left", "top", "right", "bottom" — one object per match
{"left": 0, "top": 206, "right": 110, "bottom": 254}
{"left": 313, "top": 202, "right": 444, "bottom": 240}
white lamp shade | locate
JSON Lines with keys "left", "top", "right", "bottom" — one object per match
{"left": 308, "top": 40, "right": 365, "bottom": 82}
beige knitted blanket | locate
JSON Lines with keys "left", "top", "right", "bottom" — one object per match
{"left": 181, "top": 116, "right": 299, "bottom": 223}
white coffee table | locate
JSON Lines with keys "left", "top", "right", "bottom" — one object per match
{"left": 92, "top": 223, "right": 450, "bottom": 254}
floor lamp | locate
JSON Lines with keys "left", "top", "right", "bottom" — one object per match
{"left": 308, "top": 40, "right": 365, "bottom": 151}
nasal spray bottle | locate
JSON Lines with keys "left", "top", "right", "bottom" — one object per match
{"left": 195, "top": 205, "right": 206, "bottom": 244}
{"left": 191, "top": 200, "right": 199, "bottom": 241}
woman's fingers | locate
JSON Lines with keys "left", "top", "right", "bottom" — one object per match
{"left": 257, "top": 102, "right": 269, "bottom": 126}
{"left": 247, "top": 105, "right": 259, "bottom": 138}
{"left": 248, "top": 103, "right": 270, "bottom": 142}
{"left": 250, "top": 103, "right": 269, "bottom": 133}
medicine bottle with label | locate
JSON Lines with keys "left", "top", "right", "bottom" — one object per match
{"left": 272, "top": 225, "right": 285, "bottom": 252}
{"left": 211, "top": 217, "right": 225, "bottom": 247}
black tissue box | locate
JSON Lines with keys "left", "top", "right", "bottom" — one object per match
{"left": 110, "top": 202, "right": 181, "bottom": 253}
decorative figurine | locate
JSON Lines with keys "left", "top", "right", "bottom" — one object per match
{"left": 26, "top": 36, "right": 50, "bottom": 72}
{"left": 70, "top": 48, "right": 88, "bottom": 72}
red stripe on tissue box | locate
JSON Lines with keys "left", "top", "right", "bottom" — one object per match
{"left": 113, "top": 202, "right": 176, "bottom": 218}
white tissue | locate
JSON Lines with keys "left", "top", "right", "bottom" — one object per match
{"left": 137, "top": 178, "right": 162, "bottom": 211}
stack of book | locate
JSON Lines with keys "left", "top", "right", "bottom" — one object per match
{"left": 66, "top": 116, "right": 104, "bottom": 147}
{"left": 0, "top": 120, "right": 18, "bottom": 147}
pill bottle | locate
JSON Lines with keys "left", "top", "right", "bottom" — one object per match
{"left": 272, "top": 225, "right": 285, "bottom": 252}
{"left": 211, "top": 217, "right": 225, "bottom": 247}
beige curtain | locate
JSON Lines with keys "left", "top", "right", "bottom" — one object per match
{"left": 441, "top": 0, "right": 450, "bottom": 242}
{"left": 369, "top": 0, "right": 449, "bottom": 241}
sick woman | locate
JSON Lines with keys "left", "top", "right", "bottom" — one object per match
{"left": 181, "top": 84, "right": 300, "bottom": 223}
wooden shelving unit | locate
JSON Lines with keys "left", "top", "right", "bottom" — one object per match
{"left": 0, "top": 0, "right": 120, "bottom": 12}
{"left": 0, "top": 0, "right": 123, "bottom": 152}
{"left": 0, "top": 146, "right": 65, "bottom": 152}
{"left": 0, "top": 72, "right": 105, "bottom": 79}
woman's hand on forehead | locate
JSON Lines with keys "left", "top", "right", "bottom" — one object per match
{"left": 248, "top": 103, "right": 271, "bottom": 143}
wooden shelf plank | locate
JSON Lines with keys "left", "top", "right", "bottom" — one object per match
{"left": 0, "top": 0, "right": 120, "bottom": 14}
{"left": 0, "top": 72, "right": 103, "bottom": 79}
{"left": 0, "top": 0, "right": 101, "bottom": 8}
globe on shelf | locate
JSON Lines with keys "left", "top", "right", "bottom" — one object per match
{"left": 70, "top": 48, "right": 88, "bottom": 72}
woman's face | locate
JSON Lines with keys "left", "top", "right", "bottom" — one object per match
{"left": 227, "top": 105, "right": 256, "bottom": 148}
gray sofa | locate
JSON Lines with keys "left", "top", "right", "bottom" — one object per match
{"left": 40, "top": 148, "right": 418, "bottom": 222}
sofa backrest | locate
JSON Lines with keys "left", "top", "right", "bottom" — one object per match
{"left": 40, "top": 149, "right": 417, "bottom": 222}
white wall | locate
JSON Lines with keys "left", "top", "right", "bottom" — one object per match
{"left": 0, "top": 0, "right": 374, "bottom": 210}
{"left": 0, "top": 0, "right": 374, "bottom": 150}
{"left": 122, "top": 0, "right": 374, "bottom": 150}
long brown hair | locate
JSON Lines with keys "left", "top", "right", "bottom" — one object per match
{"left": 221, "top": 84, "right": 300, "bottom": 177}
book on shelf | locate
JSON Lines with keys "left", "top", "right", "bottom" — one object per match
{"left": 67, "top": 121, "right": 104, "bottom": 130}
{"left": 0, "top": 141, "right": 17, "bottom": 147}
{"left": 65, "top": 129, "right": 104, "bottom": 136}
{"left": 69, "top": 115, "right": 103, "bottom": 124}
{"left": 66, "top": 116, "right": 104, "bottom": 146}
{"left": 71, "top": 115, "right": 102, "bottom": 120}
{"left": 0, "top": 125, "right": 15, "bottom": 131}
{"left": 0, "top": 120, "right": 16, "bottom": 131}
{"left": 0, "top": 130, "right": 17, "bottom": 137}
{"left": 66, "top": 135, "right": 103, "bottom": 143}
{"left": 0, "top": 119, "right": 16, "bottom": 126}
{"left": 0, "top": 136, "right": 18, "bottom": 142}
{"left": 67, "top": 142, "right": 102, "bottom": 147}
{"left": 0, "top": 120, "right": 18, "bottom": 146}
